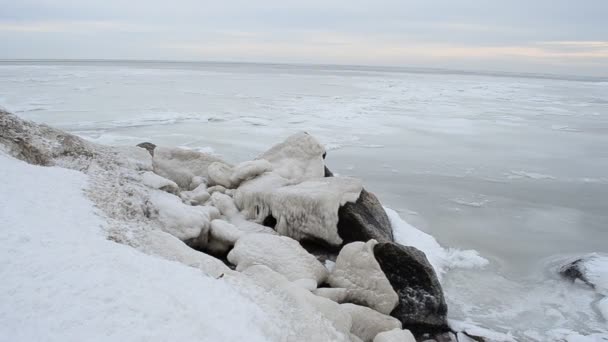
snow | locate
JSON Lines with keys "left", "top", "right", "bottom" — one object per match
{"left": 0, "top": 154, "right": 272, "bottom": 342}
{"left": 385, "top": 207, "right": 488, "bottom": 279}
{"left": 373, "top": 329, "right": 416, "bottom": 342}
{"left": 207, "top": 219, "right": 243, "bottom": 254}
{"left": 328, "top": 240, "right": 398, "bottom": 315}
{"left": 228, "top": 233, "right": 328, "bottom": 285}
{"left": 449, "top": 319, "right": 516, "bottom": 342}
{"left": 341, "top": 303, "right": 402, "bottom": 342}
{"left": 210, "top": 192, "right": 277, "bottom": 235}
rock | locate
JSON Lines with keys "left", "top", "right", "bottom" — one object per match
{"left": 373, "top": 329, "right": 416, "bottom": 342}
{"left": 327, "top": 240, "right": 398, "bottom": 314}
{"left": 136, "top": 142, "right": 156, "bottom": 156}
{"left": 373, "top": 242, "right": 448, "bottom": 335}
{"left": 180, "top": 183, "right": 211, "bottom": 205}
{"left": 228, "top": 233, "right": 328, "bottom": 285}
{"left": 141, "top": 171, "right": 179, "bottom": 194}
{"left": 152, "top": 146, "right": 226, "bottom": 190}
{"left": 325, "top": 165, "right": 393, "bottom": 244}
{"left": 207, "top": 219, "right": 243, "bottom": 255}
{"left": 208, "top": 161, "right": 235, "bottom": 188}
{"left": 559, "top": 253, "right": 608, "bottom": 293}
{"left": 241, "top": 265, "right": 352, "bottom": 340}
{"left": 338, "top": 188, "right": 394, "bottom": 244}
{"left": 341, "top": 303, "right": 402, "bottom": 342}
{"left": 258, "top": 132, "right": 326, "bottom": 181}
{"left": 230, "top": 159, "right": 273, "bottom": 187}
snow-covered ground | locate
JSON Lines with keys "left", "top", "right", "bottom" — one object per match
{"left": 0, "top": 153, "right": 281, "bottom": 341}
{"left": 1, "top": 60, "right": 607, "bottom": 340}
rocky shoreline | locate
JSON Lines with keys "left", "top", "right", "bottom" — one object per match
{"left": 0, "top": 109, "right": 519, "bottom": 341}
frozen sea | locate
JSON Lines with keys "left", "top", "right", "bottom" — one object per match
{"left": 1, "top": 60, "right": 607, "bottom": 340}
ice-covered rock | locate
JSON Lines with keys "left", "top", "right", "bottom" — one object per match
{"left": 373, "top": 329, "right": 416, "bottom": 342}
{"left": 230, "top": 159, "right": 273, "bottom": 187}
{"left": 153, "top": 146, "right": 226, "bottom": 190}
{"left": 228, "top": 233, "right": 328, "bottom": 285}
{"left": 136, "top": 141, "right": 156, "bottom": 156}
{"left": 236, "top": 174, "right": 362, "bottom": 246}
{"left": 341, "top": 303, "right": 402, "bottom": 342}
{"left": 328, "top": 240, "right": 399, "bottom": 314}
{"left": 141, "top": 171, "right": 179, "bottom": 194}
{"left": 373, "top": 242, "right": 448, "bottom": 335}
{"left": 146, "top": 190, "right": 220, "bottom": 245}
{"left": 211, "top": 192, "right": 276, "bottom": 235}
{"left": 138, "top": 229, "right": 231, "bottom": 278}
{"left": 258, "top": 132, "right": 326, "bottom": 181}
{"left": 560, "top": 253, "right": 608, "bottom": 295}
{"left": 240, "top": 265, "right": 352, "bottom": 341}
{"left": 207, "top": 219, "right": 244, "bottom": 255}
{"left": 180, "top": 183, "right": 211, "bottom": 205}
{"left": 208, "top": 161, "right": 235, "bottom": 188}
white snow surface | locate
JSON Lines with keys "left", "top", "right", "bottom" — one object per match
{"left": 0, "top": 154, "right": 273, "bottom": 342}
{"left": 152, "top": 146, "right": 225, "bottom": 190}
{"left": 141, "top": 170, "right": 179, "bottom": 193}
{"left": 385, "top": 207, "right": 488, "bottom": 279}
{"left": 258, "top": 132, "right": 326, "bottom": 182}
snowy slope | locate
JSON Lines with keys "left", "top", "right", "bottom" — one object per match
{"left": 0, "top": 153, "right": 274, "bottom": 342}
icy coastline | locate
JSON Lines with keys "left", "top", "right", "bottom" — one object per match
{"left": 1, "top": 109, "right": 606, "bottom": 342}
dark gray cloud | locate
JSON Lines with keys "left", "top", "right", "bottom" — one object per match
{"left": 0, "top": 0, "right": 606, "bottom": 75}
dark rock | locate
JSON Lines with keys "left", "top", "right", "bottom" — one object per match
{"left": 324, "top": 164, "right": 393, "bottom": 243}
{"left": 373, "top": 242, "right": 448, "bottom": 336}
{"left": 560, "top": 257, "right": 590, "bottom": 285}
{"left": 559, "top": 253, "right": 607, "bottom": 289}
{"left": 137, "top": 142, "right": 157, "bottom": 156}
{"left": 337, "top": 188, "right": 394, "bottom": 244}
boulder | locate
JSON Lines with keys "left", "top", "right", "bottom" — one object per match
{"left": 373, "top": 329, "right": 416, "bottom": 342}
{"left": 338, "top": 188, "right": 394, "bottom": 244}
{"left": 228, "top": 233, "right": 329, "bottom": 286}
{"left": 373, "top": 242, "right": 448, "bottom": 335}
{"left": 341, "top": 303, "right": 402, "bottom": 342}
{"left": 327, "top": 240, "right": 398, "bottom": 314}
{"left": 325, "top": 165, "right": 393, "bottom": 244}
{"left": 136, "top": 142, "right": 156, "bottom": 156}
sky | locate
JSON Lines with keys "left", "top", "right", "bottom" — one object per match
{"left": 0, "top": 0, "right": 607, "bottom": 76}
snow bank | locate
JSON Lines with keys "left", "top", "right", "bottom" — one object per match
{"left": 384, "top": 207, "right": 488, "bottom": 279}
{"left": 0, "top": 154, "right": 272, "bottom": 342}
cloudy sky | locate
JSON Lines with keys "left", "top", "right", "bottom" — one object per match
{"left": 1, "top": 0, "right": 607, "bottom": 76}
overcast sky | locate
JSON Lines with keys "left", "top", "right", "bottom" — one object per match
{"left": 1, "top": 0, "right": 607, "bottom": 76}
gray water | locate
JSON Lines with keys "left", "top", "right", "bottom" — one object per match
{"left": 1, "top": 60, "right": 607, "bottom": 339}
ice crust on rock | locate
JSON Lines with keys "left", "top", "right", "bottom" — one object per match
{"left": 236, "top": 174, "right": 362, "bottom": 246}
{"left": 179, "top": 183, "right": 211, "bottom": 205}
{"left": 228, "top": 233, "right": 328, "bottom": 285}
{"left": 153, "top": 146, "right": 225, "bottom": 190}
{"left": 147, "top": 190, "right": 220, "bottom": 242}
{"left": 328, "top": 240, "right": 399, "bottom": 314}
{"left": 211, "top": 192, "right": 276, "bottom": 235}
{"left": 207, "top": 219, "right": 243, "bottom": 254}
{"left": 373, "top": 329, "right": 416, "bottom": 342}
{"left": 258, "top": 132, "right": 326, "bottom": 181}
{"left": 208, "top": 161, "right": 234, "bottom": 188}
{"left": 230, "top": 159, "right": 273, "bottom": 187}
{"left": 341, "top": 303, "right": 402, "bottom": 342}
{"left": 239, "top": 265, "right": 352, "bottom": 341}
{"left": 141, "top": 171, "right": 179, "bottom": 194}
